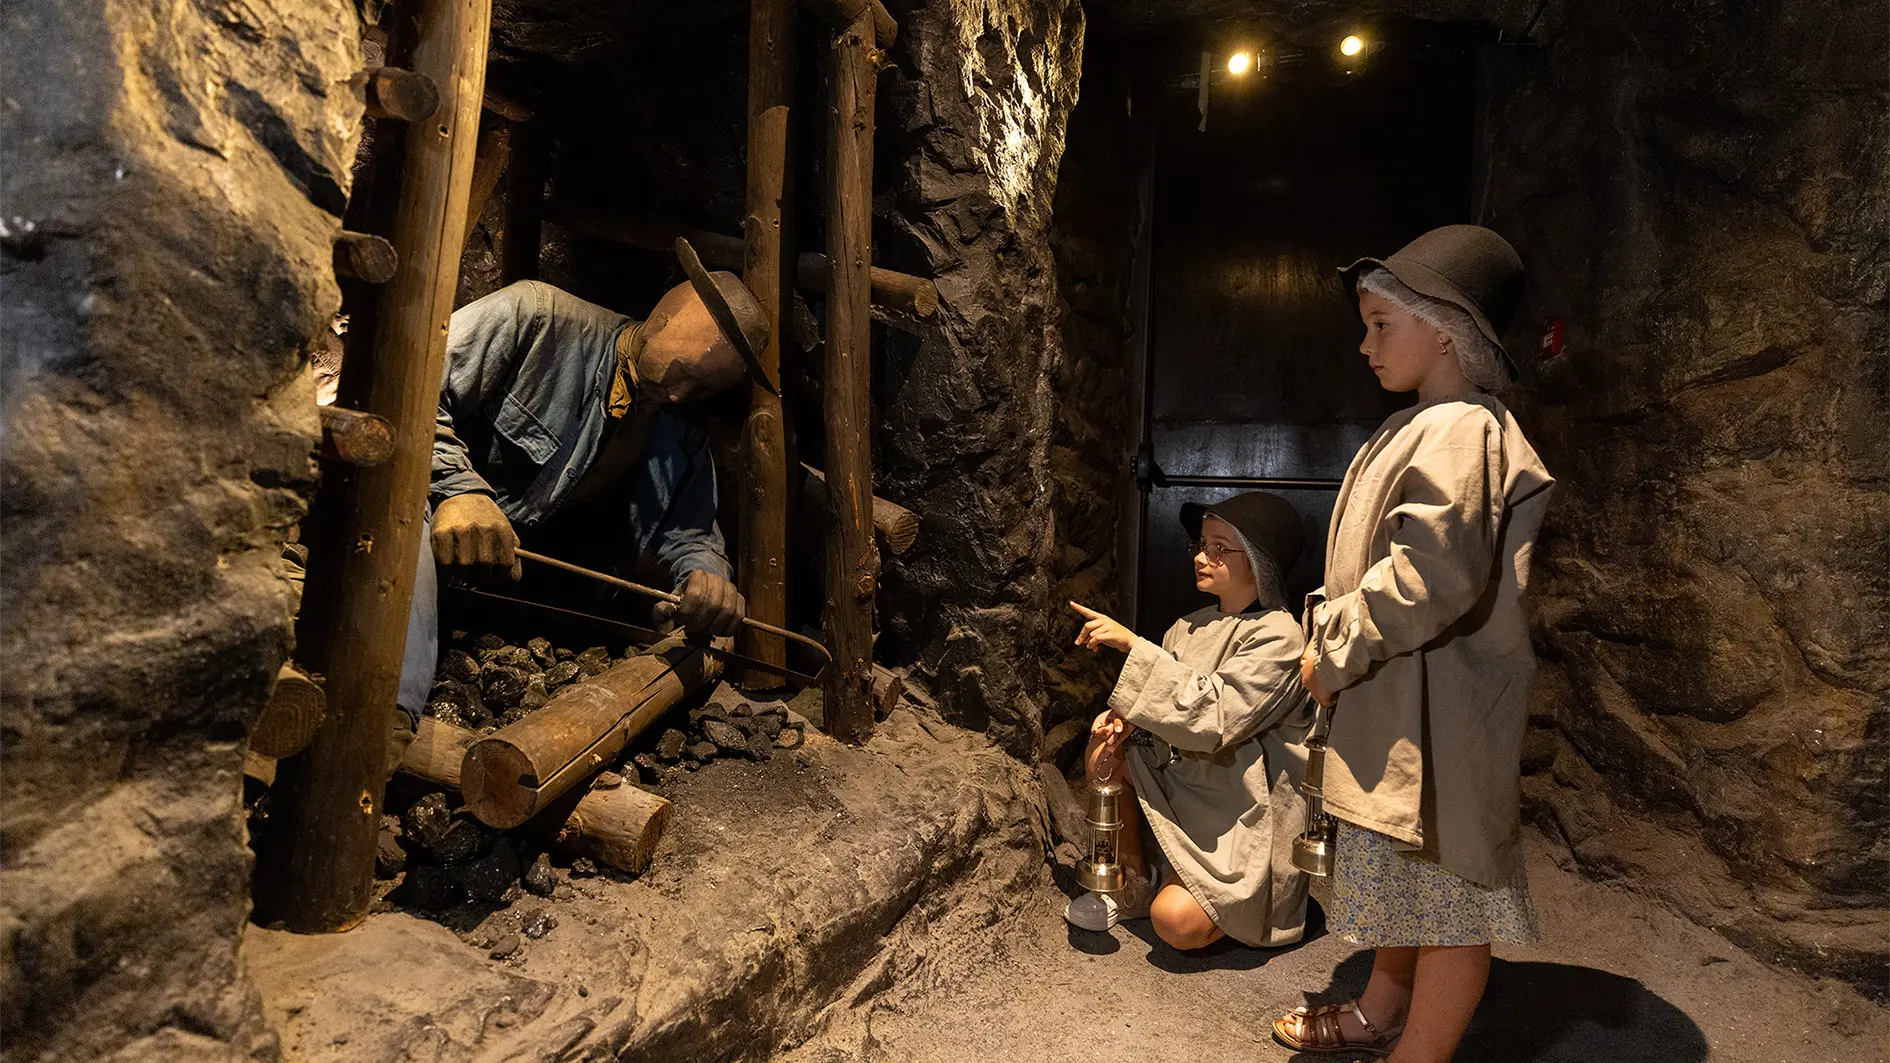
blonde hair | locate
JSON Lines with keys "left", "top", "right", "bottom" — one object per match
{"left": 1357, "top": 267, "right": 1513, "bottom": 391}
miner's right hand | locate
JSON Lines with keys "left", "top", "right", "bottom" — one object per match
{"left": 431, "top": 493, "right": 521, "bottom": 580}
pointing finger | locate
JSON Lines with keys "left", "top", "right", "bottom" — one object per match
{"left": 1068, "top": 601, "right": 1103, "bottom": 619}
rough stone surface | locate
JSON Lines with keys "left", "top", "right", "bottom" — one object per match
{"left": 0, "top": 2, "right": 361, "bottom": 1060}
{"left": 245, "top": 708, "right": 1046, "bottom": 1060}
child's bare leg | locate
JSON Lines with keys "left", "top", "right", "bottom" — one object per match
{"left": 1082, "top": 732, "right": 1147, "bottom": 879}
{"left": 1150, "top": 884, "right": 1224, "bottom": 950}
{"left": 1386, "top": 944, "right": 1490, "bottom": 1063}
{"left": 1315, "top": 946, "right": 1415, "bottom": 1043}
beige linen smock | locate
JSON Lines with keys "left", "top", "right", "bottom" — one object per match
{"left": 1110, "top": 606, "right": 1315, "bottom": 947}
{"left": 1307, "top": 393, "right": 1554, "bottom": 888}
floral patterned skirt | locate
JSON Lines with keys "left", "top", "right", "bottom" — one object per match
{"left": 1328, "top": 823, "right": 1539, "bottom": 948}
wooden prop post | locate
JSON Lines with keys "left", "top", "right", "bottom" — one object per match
{"left": 460, "top": 645, "right": 719, "bottom": 828}
{"left": 739, "top": 0, "right": 796, "bottom": 684}
{"left": 801, "top": 464, "right": 919, "bottom": 555}
{"left": 254, "top": 0, "right": 491, "bottom": 933}
{"left": 820, "top": 8, "right": 882, "bottom": 744}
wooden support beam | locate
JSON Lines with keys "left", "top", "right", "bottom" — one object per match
{"left": 481, "top": 88, "right": 533, "bottom": 123}
{"left": 460, "top": 117, "right": 510, "bottom": 249}
{"left": 805, "top": 0, "right": 896, "bottom": 46}
{"left": 460, "top": 644, "right": 718, "bottom": 828}
{"left": 364, "top": 65, "right": 441, "bottom": 123}
{"left": 317, "top": 405, "right": 396, "bottom": 467}
{"left": 739, "top": 0, "right": 796, "bottom": 685}
{"left": 398, "top": 715, "right": 474, "bottom": 790}
{"left": 333, "top": 230, "right": 398, "bottom": 283}
{"left": 547, "top": 202, "right": 938, "bottom": 319}
{"left": 251, "top": 663, "right": 328, "bottom": 759}
{"left": 552, "top": 778, "right": 671, "bottom": 875}
{"left": 821, "top": 11, "right": 880, "bottom": 744}
{"left": 254, "top": 0, "right": 492, "bottom": 934}
{"left": 801, "top": 464, "right": 919, "bottom": 555}
{"left": 499, "top": 119, "right": 548, "bottom": 285}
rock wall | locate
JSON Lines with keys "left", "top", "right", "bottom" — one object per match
{"left": 0, "top": 2, "right": 361, "bottom": 1059}
{"left": 872, "top": 0, "right": 1091, "bottom": 759}
{"left": 1482, "top": 0, "right": 1889, "bottom": 991}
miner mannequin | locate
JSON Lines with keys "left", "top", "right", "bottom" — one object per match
{"left": 394, "top": 239, "right": 774, "bottom": 731}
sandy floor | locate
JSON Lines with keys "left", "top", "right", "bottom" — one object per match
{"left": 784, "top": 832, "right": 1888, "bottom": 1063}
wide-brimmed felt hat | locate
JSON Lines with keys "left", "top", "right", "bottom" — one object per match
{"left": 674, "top": 237, "right": 777, "bottom": 395}
{"left": 1180, "top": 491, "right": 1304, "bottom": 579}
{"left": 1342, "top": 224, "right": 1524, "bottom": 373}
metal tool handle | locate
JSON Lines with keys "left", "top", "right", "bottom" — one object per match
{"left": 513, "top": 548, "right": 833, "bottom": 665}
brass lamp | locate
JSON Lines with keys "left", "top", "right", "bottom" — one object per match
{"left": 1077, "top": 778, "right": 1128, "bottom": 893}
{"left": 1292, "top": 701, "right": 1337, "bottom": 877}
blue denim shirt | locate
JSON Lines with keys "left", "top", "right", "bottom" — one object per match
{"left": 430, "top": 281, "right": 731, "bottom": 585}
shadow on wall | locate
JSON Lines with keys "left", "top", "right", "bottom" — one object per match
{"left": 1291, "top": 950, "right": 1710, "bottom": 1063}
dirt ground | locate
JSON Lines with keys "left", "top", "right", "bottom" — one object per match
{"left": 783, "top": 832, "right": 1888, "bottom": 1063}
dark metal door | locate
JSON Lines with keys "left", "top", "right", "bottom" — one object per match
{"left": 1133, "top": 37, "right": 1480, "bottom": 635}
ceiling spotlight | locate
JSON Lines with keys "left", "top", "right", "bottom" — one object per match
{"left": 1228, "top": 51, "right": 1253, "bottom": 75}
{"left": 1340, "top": 34, "right": 1365, "bottom": 57}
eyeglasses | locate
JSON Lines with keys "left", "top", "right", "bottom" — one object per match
{"left": 1190, "top": 540, "right": 1241, "bottom": 564}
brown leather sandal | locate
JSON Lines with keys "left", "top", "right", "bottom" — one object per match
{"left": 1271, "top": 999, "right": 1404, "bottom": 1057}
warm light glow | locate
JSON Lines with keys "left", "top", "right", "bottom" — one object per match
{"left": 1227, "top": 51, "right": 1253, "bottom": 74}
{"left": 1340, "top": 35, "right": 1365, "bottom": 56}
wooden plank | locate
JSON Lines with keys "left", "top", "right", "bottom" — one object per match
{"left": 547, "top": 202, "right": 938, "bottom": 318}
{"left": 460, "top": 645, "right": 718, "bottom": 828}
{"left": 254, "top": 0, "right": 493, "bottom": 934}
{"left": 738, "top": 0, "right": 796, "bottom": 684}
{"left": 821, "top": 11, "right": 880, "bottom": 744}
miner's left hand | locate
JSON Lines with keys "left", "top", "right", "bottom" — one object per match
{"left": 660, "top": 570, "right": 746, "bottom": 637}
{"left": 1300, "top": 648, "right": 1336, "bottom": 707}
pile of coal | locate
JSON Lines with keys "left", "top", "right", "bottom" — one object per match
{"left": 628, "top": 685, "right": 804, "bottom": 788}
{"left": 423, "top": 631, "right": 628, "bottom": 734}
{"left": 379, "top": 792, "right": 529, "bottom": 911}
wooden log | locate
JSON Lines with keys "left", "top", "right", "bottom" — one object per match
{"left": 365, "top": 65, "right": 441, "bottom": 122}
{"left": 553, "top": 779, "right": 671, "bottom": 875}
{"left": 333, "top": 230, "right": 398, "bottom": 283}
{"left": 481, "top": 88, "right": 533, "bottom": 123}
{"left": 499, "top": 118, "right": 548, "bottom": 284}
{"left": 245, "top": 748, "right": 277, "bottom": 788}
{"left": 546, "top": 202, "right": 938, "bottom": 319}
{"left": 871, "top": 663, "right": 903, "bottom": 721}
{"left": 251, "top": 663, "right": 328, "bottom": 759}
{"left": 800, "top": 464, "right": 919, "bottom": 555}
{"left": 739, "top": 0, "right": 796, "bottom": 684}
{"left": 397, "top": 719, "right": 670, "bottom": 875}
{"left": 461, "top": 644, "right": 718, "bottom": 828}
{"left": 804, "top": 0, "right": 896, "bottom": 46}
{"left": 398, "top": 714, "right": 475, "bottom": 790}
{"left": 317, "top": 405, "right": 396, "bottom": 467}
{"left": 254, "top": 0, "right": 492, "bottom": 934}
{"left": 460, "top": 117, "right": 510, "bottom": 249}
{"left": 821, "top": 11, "right": 880, "bottom": 744}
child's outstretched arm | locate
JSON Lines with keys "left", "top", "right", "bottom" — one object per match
{"left": 1107, "top": 618, "right": 1311, "bottom": 754}
{"left": 1308, "top": 411, "right": 1507, "bottom": 698}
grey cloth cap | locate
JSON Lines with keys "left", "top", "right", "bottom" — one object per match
{"left": 1342, "top": 224, "right": 1525, "bottom": 373}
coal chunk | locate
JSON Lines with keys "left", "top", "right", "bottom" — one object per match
{"left": 702, "top": 719, "right": 745, "bottom": 750}
{"left": 576, "top": 646, "right": 612, "bottom": 676}
{"left": 569, "top": 857, "right": 598, "bottom": 878}
{"left": 554, "top": 647, "right": 575, "bottom": 661}
{"left": 459, "top": 836, "right": 520, "bottom": 902}
{"left": 402, "top": 792, "right": 454, "bottom": 851}
{"left": 430, "top": 814, "right": 489, "bottom": 867}
{"left": 542, "top": 660, "right": 581, "bottom": 690}
{"left": 488, "top": 933, "right": 521, "bottom": 959}
{"left": 473, "top": 633, "right": 507, "bottom": 653}
{"left": 375, "top": 817, "right": 407, "bottom": 879}
{"left": 688, "top": 740, "right": 719, "bottom": 761}
{"left": 519, "top": 675, "right": 549, "bottom": 712}
{"left": 521, "top": 908, "right": 558, "bottom": 939}
{"left": 523, "top": 852, "right": 556, "bottom": 896}
{"left": 526, "top": 637, "right": 555, "bottom": 667}
{"left": 428, "top": 679, "right": 489, "bottom": 727}
{"left": 744, "top": 730, "right": 775, "bottom": 762}
{"left": 481, "top": 645, "right": 538, "bottom": 675}
{"left": 631, "top": 753, "right": 660, "bottom": 783}
{"left": 482, "top": 666, "right": 529, "bottom": 709}
{"left": 656, "top": 729, "right": 687, "bottom": 762}
{"left": 438, "top": 649, "right": 482, "bottom": 684}
{"left": 395, "top": 863, "right": 463, "bottom": 910}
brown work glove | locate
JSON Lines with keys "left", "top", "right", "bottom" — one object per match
{"left": 431, "top": 493, "right": 521, "bottom": 580}
{"left": 654, "top": 570, "right": 746, "bottom": 637}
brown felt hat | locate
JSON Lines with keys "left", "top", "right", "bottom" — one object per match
{"left": 1342, "top": 224, "right": 1525, "bottom": 371}
{"left": 1180, "top": 491, "right": 1304, "bottom": 578}
{"left": 675, "top": 237, "right": 777, "bottom": 395}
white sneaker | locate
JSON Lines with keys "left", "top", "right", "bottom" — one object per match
{"left": 1063, "top": 870, "right": 1155, "bottom": 932}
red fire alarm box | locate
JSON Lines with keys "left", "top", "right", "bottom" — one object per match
{"left": 1538, "top": 319, "right": 1566, "bottom": 361}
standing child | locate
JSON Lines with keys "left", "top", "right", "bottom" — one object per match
{"left": 1272, "top": 225, "right": 1554, "bottom": 1062}
{"left": 1066, "top": 491, "right": 1314, "bottom": 951}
